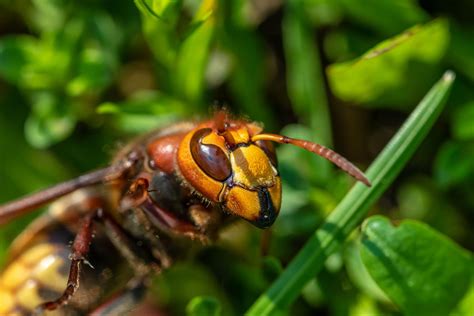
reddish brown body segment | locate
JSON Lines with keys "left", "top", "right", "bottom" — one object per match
{"left": 147, "top": 133, "right": 184, "bottom": 174}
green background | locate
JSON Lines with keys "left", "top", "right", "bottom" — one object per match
{"left": 0, "top": 0, "right": 473, "bottom": 315}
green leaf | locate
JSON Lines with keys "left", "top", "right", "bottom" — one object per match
{"left": 134, "top": 0, "right": 182, "bottom": 22}
{"left": 152, "top": 0, "right": 181, "bottom": 20}
{"left": 173, "top": 0, "right": 216, "bottom": 105}
{"left": 327, "top": 19, "right": 449, "bottom": 109}
{"left": 67, "top": 46, "right": 116, "bottom": 96}
{"left": 67, "top": 12, "right": 122, "bottom": 96}
{"left": 454, "top": 277, "right": 474, "bottom": 316}
{"left": 24, "top": 92, "right": 76, "bottom": 148}
{"left": 25, "top": 114, "right": 76, "bottom": 148}
{"left": 0, "top": 36, "right": 37, "bottom": 84}
{"left": 98, "top": 91, "right": 188, "bottom": 133}
{"left": 344, "top": 240, "right": 390, "bottom": 303}
{"left": 23, "top": 18, "right": 85, "bottom": 90}
{"left": 360, "top": 216, "right": 472, "bottom": 315}
{"left": 348, "top": 294, "right": 380, "bottom": 316}
{"left": 186, "top": 296, "right": 221, "bottom": 316}
{"left": 246, "top": 71, "right": 455, "bottom": 315}
{"left": 134, "top": 0, "right": 179, "bottom": 70}
{"left": 31, "top": 0, "right": 67, "bottom": 32}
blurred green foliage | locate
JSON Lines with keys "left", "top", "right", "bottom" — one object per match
{"left": 1, "top": 0, "right": 474, "bottom": 315}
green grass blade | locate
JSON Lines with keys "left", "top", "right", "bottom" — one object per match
{"left": 246, "top": 70, "right": 456, "bottom": 315}
{"left": 283, "top": 0, "right": 332, "bottom": 145}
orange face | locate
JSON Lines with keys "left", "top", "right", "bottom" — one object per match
{"left": 177, "top": 123, "right": 282, "bottom": 228}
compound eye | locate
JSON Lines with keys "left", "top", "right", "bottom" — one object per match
{"left": 191, "top": 128, "right": 232, "bottom": 181}
{"left": 256, "top": 140, "right": 278, "bottom": 167}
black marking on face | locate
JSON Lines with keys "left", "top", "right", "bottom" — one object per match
{"left": 255, "top": 188, "right": 277, "bottom": 228}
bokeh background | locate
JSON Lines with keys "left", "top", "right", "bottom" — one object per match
{"left": 1, "top": 0, "right": 474, "bottom": 315}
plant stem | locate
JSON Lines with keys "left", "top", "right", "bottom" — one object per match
{"left": 246, "top": 71, "right": 456, "bottom": 315}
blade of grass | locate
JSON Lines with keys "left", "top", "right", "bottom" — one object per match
{"left": 219, "top": 0, "right": 277, "bottom": 129}
{"left": 173, "top": 0, "right": 216, "bottom": 107}
{"left": 283, "top": 0, "right": 332, "bottom": 146}
{"left": 246, "top": 70, "right": 456, "bottom": 315}
{"left": 283, "top": 0, "right": 333, "bottom": 184}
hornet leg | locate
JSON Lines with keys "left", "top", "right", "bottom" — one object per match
{"left": 33, "top": 211, "right": 96, "bottom": 314}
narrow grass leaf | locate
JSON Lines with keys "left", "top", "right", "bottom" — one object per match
{"left": 173, "top": 0, "right": 216, "bottom": 106}
{"left": 283, "top": 0, "right": 332, "bottom": 145}
{"left": 134, "top": 0, "right": 179, "bottom": 71}
{"left": 218, "top": 1, "right": 277, "bottom": 129}
{"left": 283, "top": 0, "right": 333, "bottom": 183}
{"left": 246, "top": 71, "right": 455, "bottom": 315}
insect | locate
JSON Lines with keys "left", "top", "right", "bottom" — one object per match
{"left": 0, "top": 111, "right": 370, "bottom": 315}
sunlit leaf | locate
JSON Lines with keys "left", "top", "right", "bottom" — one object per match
{"left": 454, "top": 278, "right": 474, "bottom": 316}
{"left": 327, "top": 19, "right": 449, "bottom": 109}
{"left": 134, "top": 0, "right": 181, "bottom": 22}
{"left": 360, "top": 216, "right": 472, "bottom": 315}
{"left": 134, "top": 0, "right": 179, "bottom": 69}
{"left": 348, "top": 294, "right": 380, "bottom": 316}
{"left": 31, "top": 0, "right": 67, "bottom": 32}
{"left": 186, "top": 296, "right": 221, "bottom": 316}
